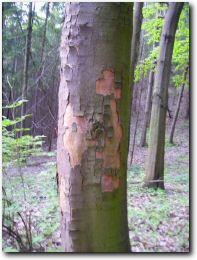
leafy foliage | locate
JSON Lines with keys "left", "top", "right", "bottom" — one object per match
{"left": 2, "top": 101, "right": 61, "bottom": 252}
{"left": 172, "top": 3, "right": 189, "bottom": 87}
{"left": 135, "top": 2, "right": 189, "bottom": 86}
{"left": 2, "top": 102, "right": 45, "bottom": 168}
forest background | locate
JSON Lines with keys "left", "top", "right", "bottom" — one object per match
{"left": 0, "top": 0, "right": 195, "bottom": 256}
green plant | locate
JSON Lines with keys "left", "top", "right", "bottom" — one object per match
{"left": 2, "top": 100, "right": 48, "bottom": 252}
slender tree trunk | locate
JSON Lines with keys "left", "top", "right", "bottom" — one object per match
{"left": 140, "top": 69, "right": 154, "bottom": 147}
{"left": 129, "top": 78, "right": 144, "bottom": 166}
{"left": 169, "top": 66, "right": 189, "bottom": 144}
{"left": 21, "top": 2, "right": 33, "bottom": 131}
{"left": 140, "top": 9, "right": 166, "bottom": 148}
{"left": 33, "top": 3, "right": 50, "bottom": 135}
{"left": 144, "top": 3, "right": 184, "bottom": 189}
{"left": 130, "top": 2, "right": 143, "bottom": 112}
{"left": 129, "top": 2, "right": 143, "bottom": 165}
{"left": 57, "top": 2, "right": 133, "bottom": 252}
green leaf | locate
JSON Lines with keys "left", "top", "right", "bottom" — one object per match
{"left": 3, "top": 99, "right": 28, "bottom": 109}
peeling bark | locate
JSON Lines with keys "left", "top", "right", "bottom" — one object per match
{"left": 57, "top": 2, "right": 133, "bottom": 252}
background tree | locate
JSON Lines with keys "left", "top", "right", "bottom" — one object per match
{"left": 144, "top": 2, "right": 184, "bottom": 189}
{"left": 57, "top": 2, "right": 133, "bottom": 252}
{"left": 33, "top": 2, "right": 50, "bottom": 135}
{"left": 2, "top": 2, "right": 65, "bottom": 148}
{"left": 136, "top": 3, "right": 167, "bottom": 147}
{"left": 130, "top": 2, "right": 144, "bottom": 106}
{"left": 129, "top": 2, "right": 143, "bottom": 166}
{"left": 169, "top": 65, "right": 189, "bottom": 144}
{"left": 21, "top": 2, "right": 33, "bottom": 132}
{"left": 169, "top": 4, "right": 189, "bottom": 143}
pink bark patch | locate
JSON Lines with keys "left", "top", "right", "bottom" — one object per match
{"left": 103, "top": 70, "right": 115, "bottom": 80}
{"left": 96, "top": 69, "right": 117, "bottom": 96}
{"left": 96, "top": 151, "right": 103, "bottom": 159}
{"left": 96, "top": 79, "right": 113, "bottom": 96}
{"left": 101, "top": 175, "right": 121, "bottom": 192}
{"left": 114, "top": 88, "right": 121, "bottom": 99}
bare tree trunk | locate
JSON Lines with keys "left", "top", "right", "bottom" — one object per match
{"left": 21, "top": 2, "right": 33, "bottom": 131}
{"left": 144, "top": 3, "right": 184, "bottom": 189}
{"left": 140, "top": 69, "right": 154, "bottom": 147}
{"left": 128, "top": 2, "right": 143, "bottom": 166}
{"left": 57, "top": 2, "right": 133, "bottom": 252}
{"left": 33, "top": 3, "right": 50, "bottom": 135}
{"left": 169, "top": 66, "right": 189, "bottom": 144}
{"left": 130, "top": 2, "right": 143, "bottom": 113}
{"left": 184, "top": 89, "right": 190, "bottom": 119}
{"left": 129, "top": 78, "right": 144, "bottom": 166}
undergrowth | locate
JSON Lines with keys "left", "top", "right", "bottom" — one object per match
{"left": 2, "top": 155, "right": 62, "bottom": 252}
{"left": 127, "top": 157, "right": 189, "bottom": 252}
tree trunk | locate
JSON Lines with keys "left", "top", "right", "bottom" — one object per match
{"left": 140, "top": 69, "right": 154, "bottom": 147}
{"left": 57, "top": 2, "right": 133, "bottom": 252}
{"left": 169, "top": 66, "right": 189, "bottom": 144}
{"left": 130, "top": 2, "right": 143, "bottom": 113}
{"left": 144, "top": 3, "right": 184, "bottom": 189}
{"left": 184, "top": 89, "right": 189, "bottom": 119}
{"left": 129, "top": 77, "right": 144, "bottom": 166}
{"left": 33, "top": 3, "right": 50, "bottom": 135}
{"left": 21, "top": 2, "right": 33, "bottom": 131}
{"left": 139, "top": 8, "right": 165, "bottom": 148}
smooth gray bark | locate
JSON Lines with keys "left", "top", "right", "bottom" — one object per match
{"left": 144, "top": 3, "right": 184, "bottom": 189}
{"left": 57, "top": 3, "right": 133, "bottom": 252}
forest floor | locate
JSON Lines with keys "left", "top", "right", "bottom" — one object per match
{"left": 2, "top": 118, "right": 189, "bottom": 253}
{"left": 128, "top": 116, "right": 189, "bottom": 252}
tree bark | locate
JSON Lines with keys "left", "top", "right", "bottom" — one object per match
{"left": 140, "top": 68, "right": 154, "bottom": 147}
{"left": 130, "top": 2, "right": 143, "bottom": 113}
{"left": 33, "top": 3, "right": 50, "bottom": 135}
{"left": 57, "top": 2, "right": 133, "bottom": 252}
{"left": 21, "top": 2, "right": 33, "bottom": 131}
{"left": 140, "top": 8, "right": 166, "bottom": 148}
{"left": 144, "top": 3, "right": 184, "bottom": 189}
{"left": 169, "top": 66, "right": 189, "bottom": 144}
{"left": 184, "top": 89, "right": 189, "bottom": 119}
{"left": 129, "top": 77, "right": 144, "bottom": 166}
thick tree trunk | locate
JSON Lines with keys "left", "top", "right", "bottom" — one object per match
{"left": 144, "top": 3, "right": 184, "bottom": 189}
{"left": 169, "top": 66, "right": 189, "bottom": 144}
{"left": 21, "top": 2, "right": 33, "bottom": 131}
{"left": 140, "top": 69, "right": 154, "bottom": 147}
{"left": 57, "top": 3, "right": 133, "bottom": 252}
